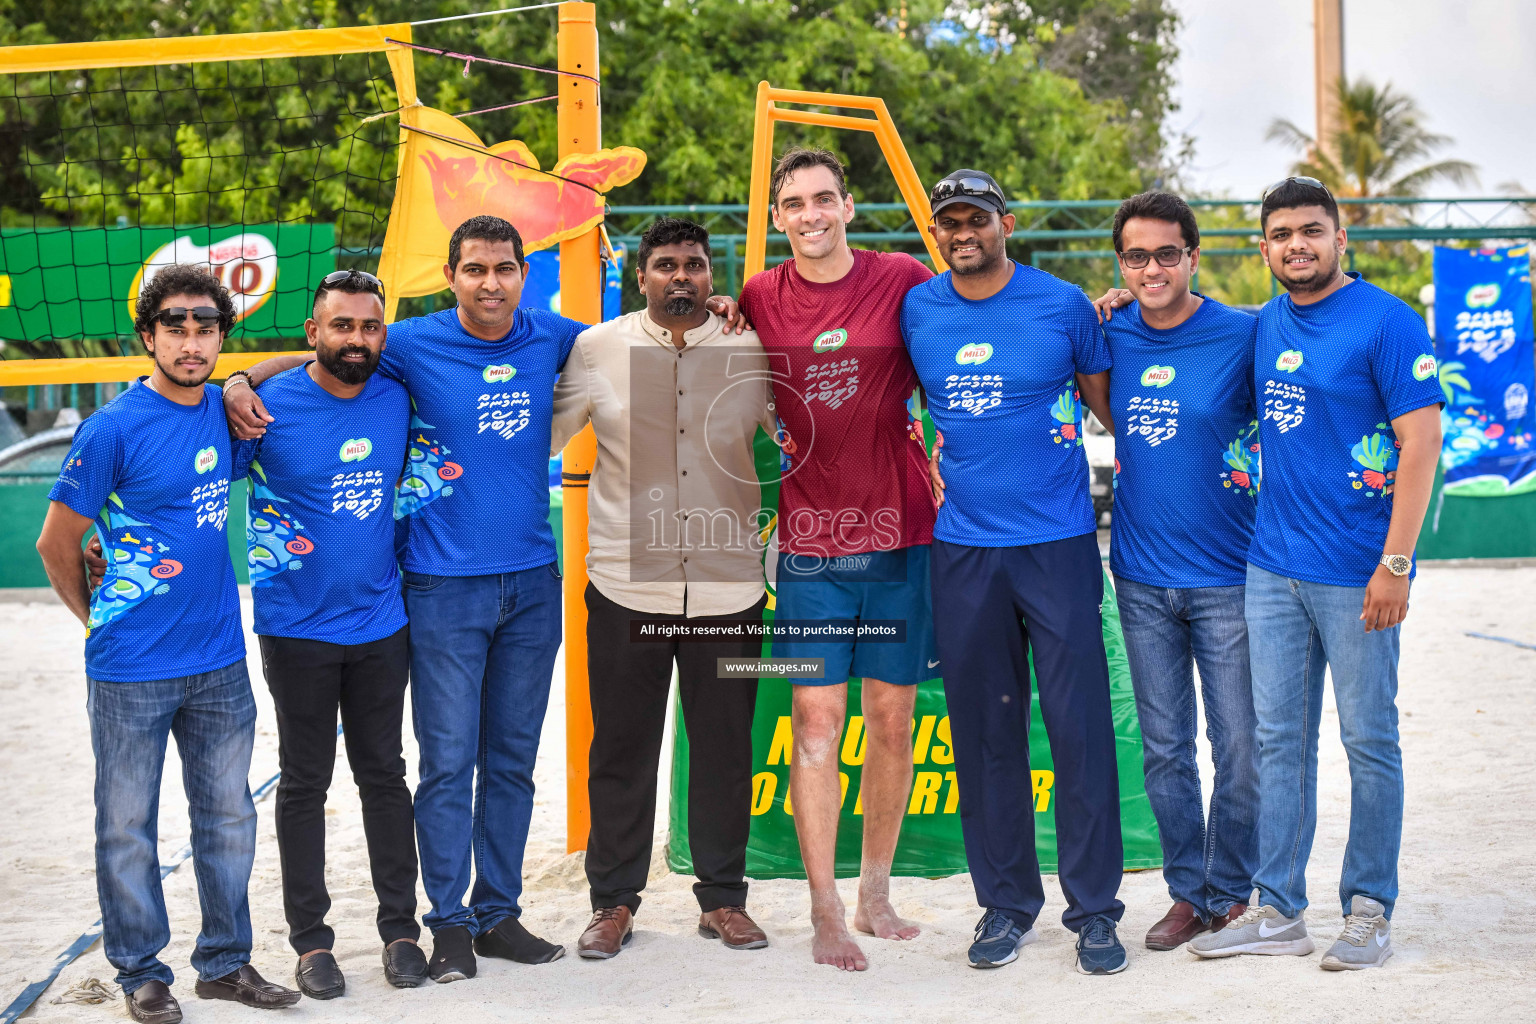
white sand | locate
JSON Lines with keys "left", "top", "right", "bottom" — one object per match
{"left": 3, "top": 566, "right": 1535, "bottom": 1023}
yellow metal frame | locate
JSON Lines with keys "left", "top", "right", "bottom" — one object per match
{"left": 744, "top": 83, "right": 946, "bottom": 281}
{"left": 555, "top": 2, "right": 602, "bottom": 855}
{"left": 0, "top": 24, "right": 416, "bottom": 386}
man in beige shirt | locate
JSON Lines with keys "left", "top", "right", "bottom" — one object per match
{"left": 551, "top": 218, "right": 775, "bottom": 959}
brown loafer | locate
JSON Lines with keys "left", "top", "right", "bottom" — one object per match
{"left": 1212, "top": 902, "right": 1248, "bottom": 931}
{"left": 126, "top": 981, "right": 182, "bottom": 1024}
{"left": 577, "top": 906, "right": 633, "bottom": 960}
{"left": 1145, "top": 901, "right": 1208, "bottom": 950}
{"left": 193, "top": 964, "right": 301, "bottom": 1008}
{"left": 698, "top": 906, "right": 768, "bottom": 950}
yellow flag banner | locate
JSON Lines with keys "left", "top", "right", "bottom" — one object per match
{"left": 377, "top": 105, "right": 645, "bottom": 302}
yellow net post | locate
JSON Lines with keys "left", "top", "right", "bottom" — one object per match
{"left": 556, "top": 1, "right": 602, "bottom": 855}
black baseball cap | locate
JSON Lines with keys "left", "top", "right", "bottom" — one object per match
{"left": 929, "top": 169, "right": 1008, "bottom": 217}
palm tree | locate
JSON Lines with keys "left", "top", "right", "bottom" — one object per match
{"left": 1267, "top": 77, "right": 1478, "bottom": 224}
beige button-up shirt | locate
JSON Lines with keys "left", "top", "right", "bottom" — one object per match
{"left": 551, "top": 309, "right": 774, "bottom": 617}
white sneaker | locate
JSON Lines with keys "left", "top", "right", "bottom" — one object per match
{"left": 1188, "top": 890, "right": 1314, "bottom": 958}
{"left": 1320, "top": 896, "right": 1392, "bottom": 971}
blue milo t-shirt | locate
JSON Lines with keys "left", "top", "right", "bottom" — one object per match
{"left": 1250, "top": 275, "right": 1443, "bottom": 586}
{"left": 1106, "top": 296, "right": 1259, "bottom": 588}
{"left": 233, "top": 366, "right": 410, "bottom": 642}
{"left": 379, "top": 307, "right": 583, "bottom": 576}
{"left": 901, "top": 262, "right": 1112, "bottom": 546}
{"left": 49, "top": 379, "right": 245, "bottom": 683}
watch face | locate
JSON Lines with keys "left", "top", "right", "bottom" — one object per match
{"left": 1386, "top": 555, "right": 1411, "bottom": 576}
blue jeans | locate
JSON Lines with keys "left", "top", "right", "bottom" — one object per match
{"left": 1114, "top": 577, "right": 1258, "bottom": 919}
{"left": 1245, "top": 564, "right": 1403, "bottom": 920}
{"left": 405, "top": 564, "right": 563, "bottom": 933}
{"left": 87, "top": 659, "right": 257, "bottom": 993}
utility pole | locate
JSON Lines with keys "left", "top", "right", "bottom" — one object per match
{"left": 1314, "top": 0, "right": 1344, "bottom": 165}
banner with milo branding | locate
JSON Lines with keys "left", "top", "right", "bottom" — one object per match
{"left": 664, "top": 429, "right": 1163, "bottom": 879}
{"left": 0, "top": 223, "right": 333, "bottom": 343}
{"left": 1433, "top": 245, "right": 1536, "bottom": 496}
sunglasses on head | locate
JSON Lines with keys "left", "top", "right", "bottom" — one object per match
{"left": 153, "top": 305, "right": 222, "bottom": 328}
{"left": 1118, "top": 246, "right": 1192, "bottom": 269}
{"left": 930, "top": 176, "right": 1006, "bottom": 208}
{"left": 1262, "top": 175, "right": 1334, "bottom": 202}
{"left": 314, "top": 269, "right": 386, "bottom": 304}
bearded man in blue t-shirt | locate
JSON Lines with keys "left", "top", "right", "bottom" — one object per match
{"left": 1189, "top": 177, "right": 1442, "bottom": 971}
{"left": 37, "top": 265, "right": 300, "bottom": 1022}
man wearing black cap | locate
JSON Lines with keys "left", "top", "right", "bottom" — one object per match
{"left": 901, "top": 170, "right": 1129, "bottom": 976}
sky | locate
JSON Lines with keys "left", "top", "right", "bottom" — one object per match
{"left": 1166, "top": 0, "right": 1536, "bottom": 200}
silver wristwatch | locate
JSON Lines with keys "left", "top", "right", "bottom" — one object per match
{"left": 1379, "top": 553, "right": 1411, "bottom": 577}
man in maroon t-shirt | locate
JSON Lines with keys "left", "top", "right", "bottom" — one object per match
{"left": 739, "top": 147, "right": 939, "bottom": 972}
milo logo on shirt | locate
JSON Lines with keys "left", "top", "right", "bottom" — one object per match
{"left": 1413, "top": 354, "right": 1439, "bottom": 381}
{"left": 482, "top": 363, "right": 517, "bottom": 384}
{"left": 194, "top": 446, "right": 218, "bottom": 474}
{"left": 812, "top": 328, "right": 848, "bottom": 353}
{"left": 956, "top": 343, "right": 994, "bottom": 365}
{"left": 1140, "top": 365, "right": 1176, "bottom": 387}
{"left": 339, "top": 438, "right": 373, "bottom": 462}
{"left": 1275, "top": 350, "right": 1304, "bottom": 373}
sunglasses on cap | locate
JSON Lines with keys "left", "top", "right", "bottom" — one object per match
{"left": 153, "top": 305, "right": 223, "bottom": 328}
{"left": 314, "top": 269, "right": 386, "bottom": 303}
{"left": 930, "top": 176, "right": 1007, "bottom": 209}
{"left": 1118, "top": 246, "right": 1192, "bottom": 270}
{"left": 1261, "top": 175, "right": 1334, "bottom": 202}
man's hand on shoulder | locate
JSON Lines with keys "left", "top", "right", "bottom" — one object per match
{"left": 1091, "top": 288, "right": 1135, "bottom": 324}
{"left": 224, "top": 377, "right": 274, "bottom": 440}
{"left": 704, "top": 295, "right": 752, "bottom": 334}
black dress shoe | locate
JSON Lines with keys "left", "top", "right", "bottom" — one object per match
{"left": 382, "top": 939, "right": 430, "bottom": 988}
{"left": 125, "top": 981, "right": 182, "bottom": 1024}
{"left": 428, "top": 926, "right": 477, "bottom": 983}
{"left": 473, "top": 915, "right": 565, "bottom": 964}
{"left": 294, "top": 950, "right": 345, "bottom": 999}
{"left": 193, "top": 964, "right": 302, "bottom": 1008}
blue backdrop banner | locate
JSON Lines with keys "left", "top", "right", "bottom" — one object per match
{"left": 1433, "top": 245, "right": 1536, "bottom": 496}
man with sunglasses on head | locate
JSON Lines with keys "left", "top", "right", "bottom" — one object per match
{"left": 1188, "top": 177, "right": 1442, "bottom": 970}
{"left": 737, "top": 147, "right": 938, "bottom": 973}
{"left": 37, "top": 265, "right": 300, "bottom": 1022}
{"left": 223, "top": 217, "right": 748, "bottom": 984}
{"left": 1091, "top": 192, "right": 1261, "bottom": 953}
{"left": 228, "top": 270, "right": 427, "bottom": 996}
{"left": 903, "top": 170, "right": 1128, "bottom": 977}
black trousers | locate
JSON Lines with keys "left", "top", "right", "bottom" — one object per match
{"left": 584, "top": 584, "right": 762, "bottom": 913}
{"left": 258, "top": 626, "right": 420, "bottom": 954}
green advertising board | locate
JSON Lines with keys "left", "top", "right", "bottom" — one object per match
{"left": 0, "top": 224, "right": 334, "bottom": 343}
{"left": 663, "top": 426, "right": 1162, "bottom": 879}
{"left": 664, "top": 571, "right": 1162, "bottom": 879}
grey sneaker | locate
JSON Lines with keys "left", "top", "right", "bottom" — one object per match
{"left": 1320, "top": 896, "right": 1392, "bottom": 971}
{"left": 1188, "top": 891, "right": 1314, "bottom": 958}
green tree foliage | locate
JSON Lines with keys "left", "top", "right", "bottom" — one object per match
{"left": 1, "top": 0, "right": 1176, "bottom": 221}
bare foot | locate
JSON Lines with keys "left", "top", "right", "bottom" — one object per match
{"left": 854, "top": 895, "right": 921, "bottom": 940}
{"left": 809, "top": 893, "right": 867, "bottom": 971}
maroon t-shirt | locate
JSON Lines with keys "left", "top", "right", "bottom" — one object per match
{"left": 741, "top": 248, "right": 937, "bottom": 557}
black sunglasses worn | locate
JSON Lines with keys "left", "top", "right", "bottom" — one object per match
{"left": 930, "top": 176, "right": 1006, "bottom": 208}
{"left": 153, "top": 305, "right": 223, "bottom": 328}
{"left": 1118, "top": 246, "right": 1192, "bottom": 270}
{"left": 315, "top": 269, "right": 386, "bottom": 304}
{"left": 1262, "top": 175, "right": 1334, "bottom": 202}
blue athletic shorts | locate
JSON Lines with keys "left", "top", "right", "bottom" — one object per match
{"left": 771, "top": 544, "right": 940, "bottom": 686}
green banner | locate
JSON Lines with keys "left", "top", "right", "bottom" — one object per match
{"left": 0, "top": 224, "right": 334, "bottom": 342}
{"left": 665, "top": 430, "right": 1162, "bottom": 879}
